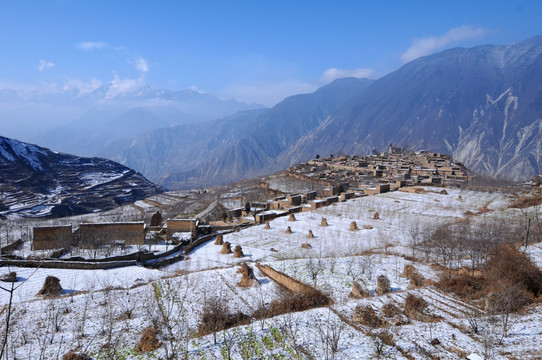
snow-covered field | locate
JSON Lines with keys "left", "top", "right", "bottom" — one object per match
{"left": 1, "top": 186, "right": 541, "bottom": 359}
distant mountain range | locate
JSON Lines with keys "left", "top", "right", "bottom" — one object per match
{"left": 98, "top": 36, "right": 542, "bottom": 188}
{"left": 0, "top": 136, "right": 162, "bottom": 219}
{"left": 0, "top": 84, "right": 264, "bottom": 157}
{"left": 98, "top": 77, "right": 373, "bottom": 189}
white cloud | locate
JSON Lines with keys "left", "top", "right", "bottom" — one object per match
{"left": 320, "top": 67, "right": 374, "bottom": 83}
{"left": 220, "top": 80, "right": 318, "bottom": 107}
{"left": 76, "top": 41, "right": 108, "bottom": 51}
{"left": 62, "top": 77, "right": 103, "bottom": 95}
{"left": 401, "top": 26, "right": 487, "bottom": 62}
{"left": 38, "top": 59, "right": 55, "bottom": 71}
{"left": 105, "top": 73, "right": 145, "bottom": 99}
{"left": 135, "top": 57, "right": 149, "bottom": 72}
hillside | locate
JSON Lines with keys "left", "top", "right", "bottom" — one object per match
{"left": 99, "top": 77, "right": 374, "bottom": 189}
{"left": 1, "top": 185, "right": 541, "bottom": 358}
{"left": 0, "top": 136, "right": 163, "bottom": 218}
{"left": 100, "top": 37, "right": 542, "bottom": 189}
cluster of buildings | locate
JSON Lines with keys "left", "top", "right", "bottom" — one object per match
{"left": 32, "top": 215, "right": 200, "bottom": 251}
{"left": 31, "top": 147, "right": 472, "bottom": 252}
{"left": 292, "top": 145, "right": 472, "bottom": 189}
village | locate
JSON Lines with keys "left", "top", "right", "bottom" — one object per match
{"left": 0, "top": 146, "right": 475, "bottom": 268}
{"left": 1, "top": 148, "right": 542, "bottom": 359}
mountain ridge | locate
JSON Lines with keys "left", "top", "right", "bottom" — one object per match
{"left": 0, "top": 136, "right": 163, "bottom": 219}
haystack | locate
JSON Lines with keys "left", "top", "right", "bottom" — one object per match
{"left": 352, "top": 305, "right": 382, "bottom": 328}
{"left": 0, "top": 272, "right": 17, "bottom": 283}
{"left": 237, "top": 263, "right": 259, "bottom": 288}
{"left": 349, "top": 221, "right": 359, "bottom": 231}
{"left": 149, "top": 211, "right": 162, "bottom": 227}
{"left": 136, "top": 327, "right": 163, "bottom": 353}
{"left": 301, "top": 243, "right": 312, "bottom": 249}
{"left": 285, "top": 226, "right": 293, "bottom": 234}
{"left": 320, "top": 217, "right": 328, "bottom": 227}
{"left": 214, "top": 234, "right": 224, "bottom": 245}
{"left": 233, "top": 245, "right": 244, "bottom": 258}
{"left": 362, "top": 224, "right": 373, "bottom": 230}
{"left": 288, "top": 213, "right": 296, "bottom": 221}
{"left": 307, "top": 230, "right": 315, "bottom": 239}
{"left": 373, "top": 212, "right": 380, "bottom": 220}
{"left": 375, "top": 275, "right": 391, "bottom": 295}
{"left": 220, "top": 241, "right": 232, "bottom": 254}
{"left": 350, "top": 281, "right": 370, "bottom": 298}
{"left": 37, "top": 276, "right": 63, "bottom": 296}
{"left": 63, "top": 351, "right": 92, "bottom": 360}
{"left": 264, "top": 222, "right": 270, "bottom": 229}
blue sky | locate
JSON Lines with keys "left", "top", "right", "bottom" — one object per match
{"left": 1, "top": 0, "right": 541, "bottom": 106}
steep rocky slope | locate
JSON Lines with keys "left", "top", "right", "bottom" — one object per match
{"left": 0, "top": 136, "right": 162, "bottom": 218}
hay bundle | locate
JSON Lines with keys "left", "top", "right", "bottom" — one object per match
{"left": 237, "top": 263, "right": 259, "bottom": 287}
{"left": 301, "top": 243, "right": 312, "bottom": 249}
{"left": 63, "top": 351, "right": 91, "bottom": 360}
{"left": 285, "top": 226, "right": 293, "bottom": 234}
{"left": 307, "top": 230, "right": 315, "bottom": 239}
{"left": 404, "top": 294, "right": 429, "bottom": 321}
{"left": 320, "top": 217, "right": 328, "bottom": 227}
{"left": 0, "top": 272, "right": 17, "bottom": 283}
{"left": 352, "top": 305, "right": 383, "bottom": 328}
{"left": 264, "top": 222, "right": 270, "bottom": 229}
{"left": 37, "top": 276, "right": 63, "bottom": 296}
{"left": 150, "top": 211, "right": 162, "bottom": 226}
{"left": 403, "top": 265, "right": 425, "bottom": 289}
{"left": 136, "top": 327, "right": 163, "bottom": 353}
{"left": 288, "top": 213, "right": 296, "bottom": 221}
{"left": 375, "top": 275, "right": 391, "bottom": 295}
{"left": 349, "top": 221, "right": 359, "bottom": 231}
{"left": 381, "top": 303, "right": 401, "bottom": 318}
{"left": 233, "top": 245, "right": 245, "bottom": 258}
{"left": 350, "top": 281, "right": 370, "bottom": 298}
{"left": 214, "top": 234, "right": 224, "bottom": 245}
{"left": 373, "top": 212, "right": 380, "bottom": 220}
{"left": 362, "top": 224, "right": 373, "bottom": 230}
{"left": 220, "top": 241, "right": 232, "bottom": 254}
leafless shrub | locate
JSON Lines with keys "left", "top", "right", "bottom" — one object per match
{"left": 315, "top": 310, "right": 345, "bottom": 360}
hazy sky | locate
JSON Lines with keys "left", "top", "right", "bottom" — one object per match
{"left": 1, "top": 0, "right": 541, "bottom": 106}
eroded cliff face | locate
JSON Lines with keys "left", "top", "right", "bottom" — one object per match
{"left": 455, "top": 89, "right": 542, "bottom": 180}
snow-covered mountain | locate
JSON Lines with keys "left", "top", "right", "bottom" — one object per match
{"left": 0, "top": 136, "right": 163, "bottom": 219}
{"left": 101, "top": 37, "right": 542, "bottom": 188}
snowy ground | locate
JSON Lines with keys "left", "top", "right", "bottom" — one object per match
{"left": 1, "top": 186, "right": 541, "bottom": 359}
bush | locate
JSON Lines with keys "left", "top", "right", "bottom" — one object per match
{"left": 198, "top": 298, "right": 251, "bottom": 337}
{"left": 484, "top": 245, "right": 542, "bottom": 298}
{"left": 437, "top": 273, "right": 488, "bottom": 299}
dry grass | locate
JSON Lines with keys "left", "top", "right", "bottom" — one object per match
{"left": 352, "top": 305, "right": 383, "bottom": 328}
{"left": 63, "top": 352, "right": 91, "bottom": 360}
{"left": 508, "top": 195, "right": 542, "bottom": 209}
{"left": 136, "top": 327, "right": 163, "bottom": 353}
